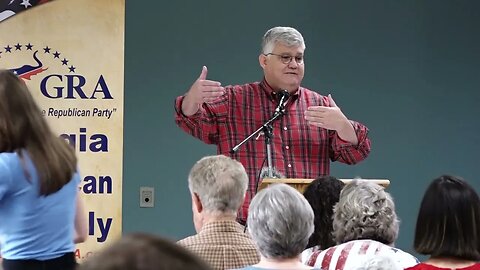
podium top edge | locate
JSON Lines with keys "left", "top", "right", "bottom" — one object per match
{"left": 261, "top": 178, "right": 390, "bottom": 187}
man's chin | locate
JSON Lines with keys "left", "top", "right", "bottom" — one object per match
{"left": 282, "top": 82, "right": 301, "bottom": 92}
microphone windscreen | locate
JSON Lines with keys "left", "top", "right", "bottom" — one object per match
{"left": 280, "top": 89, "right": 290, "bottom": 99}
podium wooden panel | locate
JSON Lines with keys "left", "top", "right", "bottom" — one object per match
{"left": 259, "top": 178, "right": 390, "bottom": 193}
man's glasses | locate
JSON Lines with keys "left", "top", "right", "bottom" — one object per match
{"left": 264, "top": 53, "right": 304, "bottom": 65}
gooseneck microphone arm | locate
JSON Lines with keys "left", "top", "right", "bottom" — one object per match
{"left": 229, "top": 110, "right": 283, "bottom": 153}
{"left": 230, "top": 90, "right": 290, "bottom": 178}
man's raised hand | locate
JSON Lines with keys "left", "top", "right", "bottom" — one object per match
{"left": 181, "top": 66, "right": 225, "bottom": 116}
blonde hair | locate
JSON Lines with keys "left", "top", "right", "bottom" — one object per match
{"left": 333, "top": 180, "right": 399, "bottom": 245}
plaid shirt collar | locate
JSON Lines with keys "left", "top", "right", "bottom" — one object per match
{"left": 199, "top": 220, "right": 245, "bottom": 234}
{"left": 259, "top": 77, "right": 302, "bottom": 102}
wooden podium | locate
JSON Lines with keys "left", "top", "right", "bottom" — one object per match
{"left": 259, "top": 178, "right": 390, "bottom": 193}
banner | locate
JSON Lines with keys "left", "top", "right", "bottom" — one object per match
{"left": 0, "top": 0, "right": 125, "bottom": 261}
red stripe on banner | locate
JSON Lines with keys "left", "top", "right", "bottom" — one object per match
{"left": 321, "top": 246, "right": 337, "bottom": 270}
{"left": 335, "top": 242, "right": 355, "bottom": 270}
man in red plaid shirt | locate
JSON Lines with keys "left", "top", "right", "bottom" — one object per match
{"left": 175, "top": 26, "right": 371, "bottom": 225}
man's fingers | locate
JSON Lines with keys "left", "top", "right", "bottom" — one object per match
{"left": 305, "top": 115, "right": 324, "bottom": 122}
{"left": 307, "top": 106, "right": 328, "bottom": 112}
{"left": 305, "top": 110, "right": 327, "bottom": 120}
{"left": 306, "top": 120, "right": 325, "bottom": 128}
{"left": 306, "top": 120, "right": 334, "bottom": 130}
{"left": 201, "top": 88, "right": 225, "bottom": 102}
{"left": 203, "top": 97, "right": 223, "bottom": 103}
{"left": 328, "top": 94, "right": 338, "bottom": 107}
{"left": 204, "top": 89, "right": 225, "bottom": 97}
{"left": 200, "top": 80, "right": 222, "bottom": 86}
{"left": 202, "top": 85, "right": 225, "bottom": 93}
{"left": 305, "top": 114, "right": 325, "bottom": 122}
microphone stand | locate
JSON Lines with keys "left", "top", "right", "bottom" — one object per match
{"left": 230, "top": 104, "right": 287, "bottom": 178}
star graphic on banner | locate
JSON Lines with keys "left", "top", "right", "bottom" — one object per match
{"left": 20, "top": 0, "right": 32, "bottom": 8}
{"left": 2, "top": 42, "right": 76, "bottom": 74}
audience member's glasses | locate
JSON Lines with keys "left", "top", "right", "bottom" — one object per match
{"left": 264, "top": 53, "right": 304, "bottom": 65}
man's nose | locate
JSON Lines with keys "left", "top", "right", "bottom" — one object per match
{"left": 288, "top": 58, "right": 298, "bottom": 68}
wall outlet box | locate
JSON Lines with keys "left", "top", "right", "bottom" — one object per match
{"left": 140, "top": 186, "right": 154, "bottom": 208}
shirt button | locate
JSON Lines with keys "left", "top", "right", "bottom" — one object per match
{"left": 287, "top": 164, "right": 292, "bottom": 168}
{"left": 283, "top": 127, "right": 288, "bottom": 131}
{"left": 285, "top": 146, "right": 290, "bottom": 150}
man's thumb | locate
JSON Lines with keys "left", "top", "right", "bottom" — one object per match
{"left": 198, "top": 66, "right": 208, "bottom": 80}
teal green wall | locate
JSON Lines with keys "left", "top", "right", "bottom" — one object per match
{"left": 123, "top": 0, "right": 480, "bottom": 255}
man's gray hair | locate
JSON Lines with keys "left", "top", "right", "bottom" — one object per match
{"left": 333, "top": 180, "right": 399, "bottom": 245}
{"left": 261, "top": 26, "right": 305, "bottom": 54}
{"left": 247, "top": 183, "right": 314, "bottom": 259}
{"left": 188, "top": 155, "right": 248, "bottom": 214}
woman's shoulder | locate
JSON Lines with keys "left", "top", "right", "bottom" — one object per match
{"left": 0, "top": 151, "right": 19, "bottom": 161}
{"left": 312, "top": 240, "right": 419, "bottom": 269}
{"left": 0, "top": 152, "right": 20, "bottom": 170}
{"left": 302, "top": 245, "right": 323, "bottom": 265}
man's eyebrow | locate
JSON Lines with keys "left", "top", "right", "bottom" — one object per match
{"left": 278, "top": 53, "right": 303, "bottom": 56}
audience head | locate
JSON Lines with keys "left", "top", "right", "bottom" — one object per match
{"left": 188, "top": 155, "right": 248, "bottom": 231}
{"left": 333, "top": 180, "right": 399, "bottom": 245}
{"left": 78, "top": 233, "right": 212, "bottom": 270}
{"left": 247, "top": 183, "right": 314, "bottom": 260}
{"left": 303, "top": 175, "right": 345, "bottom": 249}
{"left": 0, "top": 69, "right": 76, "bottom": 195}
{"left": 414, "top": 175, "right": 480, "bottom": 261}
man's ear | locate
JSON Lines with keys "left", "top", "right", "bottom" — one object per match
{"left": 259, "top": 54, "right": 267, "bottom": 69}
{"left": 192, "top": 192, "right": 203, "bottom": 213}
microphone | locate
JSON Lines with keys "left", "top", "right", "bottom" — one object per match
{"left": 274, "top": 90, "right": 290, "bottom": 114}
{"left": 259, "top": 166, "right": 285, "bottom": 179}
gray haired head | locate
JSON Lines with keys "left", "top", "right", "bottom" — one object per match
{"left": 247, "top": 183, "right": 314, "bottom": 259}
{"left": 261, "top": 26, "right": 305, "bottom": 54}
{"left": 188, "top": 155, "right": 248, "bottom": 214}
{"left": 333, "top": 180, "right": 399, "bottom": 245}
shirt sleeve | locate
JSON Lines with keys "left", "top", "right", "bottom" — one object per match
{"left": 0, "top": 157, "right": 13, "bottom": 201}
{"left": 174, "top": 92, "right": 229, "bottom": 145}
{"left": 329, "top": 120, "right": 371, "bottom": 164}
